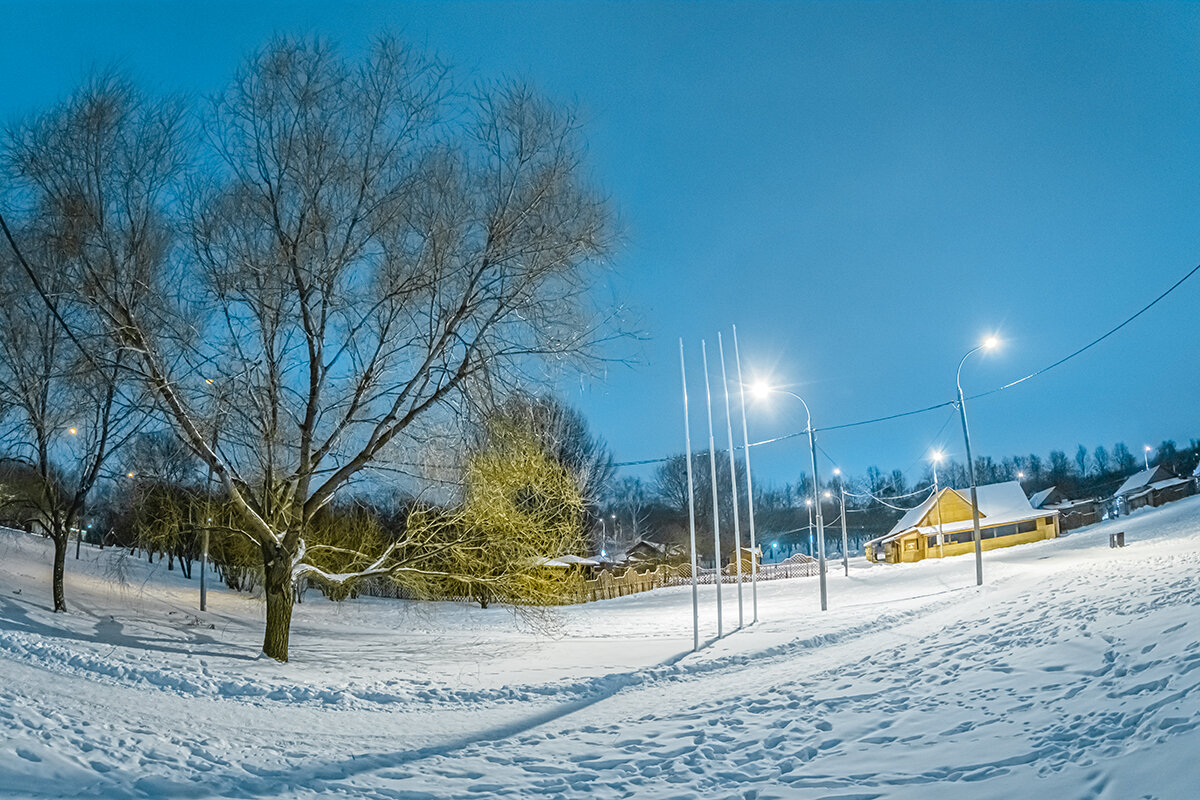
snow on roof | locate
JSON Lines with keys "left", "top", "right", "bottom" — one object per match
{"left": 1124, "top": 476, "right": 1194, "bottom": 497}
{"left": 1028, "top": 486, "right": 1056, "bottom": 509}
{"left": 885, "top": 480, "right": 1040, "bottom": 540}
{"left": 1116, "top": 466, "right": 1173, "bottom": 496}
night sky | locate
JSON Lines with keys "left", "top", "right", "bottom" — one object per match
{"left": 4, "top": 1, "right": 1199, "bottom": 486}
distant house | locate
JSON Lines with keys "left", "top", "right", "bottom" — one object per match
{"left": 1114, "top": 465, "right": 1196, "bottom": 513}
{"left": 1028, "top": 486, "right": 1104, "bottom": 532}
{"left": 865, "top": 481, "right": 1058, "bottom": 564}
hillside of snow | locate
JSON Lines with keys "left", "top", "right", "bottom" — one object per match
{"left": 1, "top": 498, "right": 1199, "bottom": 798}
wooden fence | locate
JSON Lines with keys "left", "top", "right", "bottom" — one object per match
{"left": 575, "top": 554, "right": 821, "bottom": 604}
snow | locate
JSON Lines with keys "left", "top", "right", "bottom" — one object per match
{"left": 2, "top": 498, "right": 1200, "bottom": 798}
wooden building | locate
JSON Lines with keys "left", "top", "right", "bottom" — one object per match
{"left": 1028, "top": 486, "right": 1104, "bottom": 531}
{"left": 1114, "top": 465, "right": 1197, "bottom": 514}
{"left": 865, "top": 481, "right": 1058, "bottom": 564}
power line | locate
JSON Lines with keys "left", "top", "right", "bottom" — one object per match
{"left": 616, "top": 259, "right": 1200, "bottom": 468}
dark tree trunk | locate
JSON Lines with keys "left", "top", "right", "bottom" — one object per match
{"left": 51, "top": 533, "right": 67, "bottom": 612}
{"left": 261, "top": 549, "right": 294, "bottom": 662}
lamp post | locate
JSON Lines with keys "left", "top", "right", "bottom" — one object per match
{"left": 931, "top": 450, "right": 945, "bottom": 559}
{"left": 805, "top": 498, "right": 813, "bottom": 556}
{"left": 834, "top": 467, "right": 849, "bottom": 576}
{"left": 956, "top": 336, "right": 998, "bottom": 587}
{"left": 1144, "top": 445, "right": 1152, "bottom": 471}
{"left": 752, "top": 382, "right": 828, "bottom": 611}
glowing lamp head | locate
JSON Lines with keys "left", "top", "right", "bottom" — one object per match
{"left": 68, "top": 427, "right": 78, "bottom": 435}
{"left": 983, "top": 336, "right": 1000, "bottom": 350}
{"left": 931, "top": 449, "right": 944, "bottom": 463}
{"left": 126, "top": 471, "right": 135, "bottom": 478}
{"left": 1144, "top": 445, "right": 1152, "bottom": 452}
{"left": 750, "top": 380, "right": 771, "bottom": 401}
{"left": 805, "top": 498, "right": 812, "bottom": 507}
{"left": 833, "top": 467, "right": 841, "bottom": 476}
{"left": 823, "top": 490, "right": 832, "bottom": 499}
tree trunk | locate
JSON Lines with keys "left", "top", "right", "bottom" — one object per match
{"left": 261, "top": 553, "right": 294, "bottom": 662}
{"left": 51, "top": 533, "right": 67, "bottom": 612}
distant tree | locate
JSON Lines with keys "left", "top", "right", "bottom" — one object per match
{"left": 1048, "top": 450, "right": 1074, "bottom": 484}
{"left": 1093, "top": 445, "right": 1111, "bottom": 476}
{"left": 1074, "top": 445, "right": 1090, "bottom": 478}
{"left": 1113, "top": 442, "right": 1136, "bottom": 473}
{"left": 610, "top": 476, "right": 649, "bottom": 544}
{"left": 1026, "top": 453, "right": 1045, "bottom": 485}
{"left": 1155, "top": 440, "right": 1180, "bottom": 473}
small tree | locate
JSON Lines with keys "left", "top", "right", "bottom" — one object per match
{"left": 401, "top": 423, "right": 585, "bottom": 608}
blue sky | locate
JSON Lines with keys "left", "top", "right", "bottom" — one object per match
{"left": 4, "top": 1, "right": 1199, "bottom": 486}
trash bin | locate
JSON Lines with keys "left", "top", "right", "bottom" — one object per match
{"left": 1109, "top": 531, "right": 1125, "bottom": 548}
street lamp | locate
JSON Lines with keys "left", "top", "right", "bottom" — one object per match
{"left": 804, "top": 498, "right": 814, "bottom": 556}
{"left": 1144, "top": 445, "right": 1152, "bottom": 470}
{"left": 931, "top": 450, "right": 946, "bottom": 559}
{"left": 752, "top": 381, "right": 828, "bottom": 611}
{"left": 833, "top": 467, "right": 849, "bottom": 576}
{"left": 956, "top": 336, "right": 998, "bottom": 587}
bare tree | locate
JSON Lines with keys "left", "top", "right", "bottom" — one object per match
{"left": 1, "top": 38, "right": 615, "bottom": 660}
{"left": 0, "top": 234, "right": 143, "bottom": 611}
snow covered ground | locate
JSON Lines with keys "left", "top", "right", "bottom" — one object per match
{"left": 2, "top": 498, "right": 1199, "bottom": 799}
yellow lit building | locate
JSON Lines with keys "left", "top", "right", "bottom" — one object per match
{"left": 865, "top": 480, "right": 1058, "bottom": 564}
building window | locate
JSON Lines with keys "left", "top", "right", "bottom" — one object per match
{"left": 1018, "top": 520, "right": 1037, "bottom": 534}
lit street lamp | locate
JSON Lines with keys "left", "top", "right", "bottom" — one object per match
{"left": 752, "top": 381, "right": 828, "bottom": 611}
{"left": 1144, "top": 445, "right": 1152, "bottom": 470}
{"left": 956, "top": 336, "right": 999, "bottom": 587}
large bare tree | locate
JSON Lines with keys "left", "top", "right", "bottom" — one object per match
{"left": 1, "top": 37, "right": 615, "bottom": 661}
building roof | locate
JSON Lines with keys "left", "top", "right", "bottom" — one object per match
{"left": 882, "top": 480, "right": 1046, "bottom": 543}
{"left": 1115, "top": 465, "right": 1175, "bottom": 496}
{"left": 1028, "top": 486, "right": 1057, "bottom": 509}
{"left": 1123, "top": 476, "right": 1194, "bottom": 498}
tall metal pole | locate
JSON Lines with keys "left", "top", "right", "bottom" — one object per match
{"left": 933, "top": 457, "right": 945, "bottom": 559}
{"left": 808, "top": 423, "right": 828, "bottom": 611}
{"left": 838, "top": 475, "right": 849, "bottom": 577}
{"left": 957, "top": 346, "right": 985, "bottom": 587}
{"left": 718, "top": 334, "right": 744, "bottom": 630}
{"left": 806, "top": 500, "right": 813, "bottom": 555}
{"left": 731, "top": 325, "right": 758, "bottom": 624}
{"left": 702, "top": 341, "right": 723, "bottom": 637}
{"left": 679, "top": 340, "right": 700, "bottom": 652}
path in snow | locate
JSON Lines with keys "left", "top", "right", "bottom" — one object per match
{"left": 1, "top": 500, "right": 1198, "bottom": 798}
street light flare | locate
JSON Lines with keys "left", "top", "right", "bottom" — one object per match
{"left": 931, "top": 449, "right": 944, "bottom": 463}
{"left": 68, "top": 427, "right": 78, "bottom": 435}
{"left": 750, "top": 380, "right": 771, "bottom": 401}
{"left": 983, "top": 335, "right": 1000, "bottom": 350}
